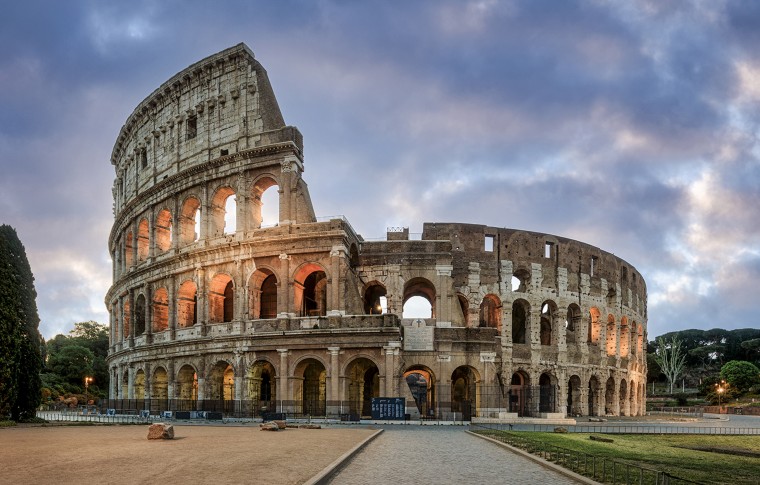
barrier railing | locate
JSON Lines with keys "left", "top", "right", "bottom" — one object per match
{"left": 472, "top": 426, "right": 702, "bottom": 485}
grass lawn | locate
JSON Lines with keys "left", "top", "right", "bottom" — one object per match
{"left": 476, "top": 430, "right": 760, "bottom": 484}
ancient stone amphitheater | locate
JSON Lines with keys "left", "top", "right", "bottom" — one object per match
{"left": 105, "top": 43, "right": 647, "bottom": 421}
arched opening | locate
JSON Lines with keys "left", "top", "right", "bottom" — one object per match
{"left": 134, "top": 369, "right": 145, "bottom": 400}
{"left": 606, "top": 314, "right": 617, "bottom": 356}
{"left": 620, "top": 317, "right": 630, "bottom": 357}
{"left": 540, "top": 301, "right": 557, "bottom": 346}
{"left": 137, "top": 219, "right": 149, "bottom": 262}
{"left": 588, "top": 376, "right": 600, "bottom": 417}
{"left": 404, "top": 366, "right": 436, "bottom": 418}
{"left": 249, "top": 269, "right": 278, "bottom": 319}
{"left": 567, "top": 375, "right": 582, "bottom": 417}
{"left": 402, "top": 277, "right": 436, "bottom": 319}
{"left": 566, "top": 304, "right": 581, "bottom": 344}
{"left": 134, "top": 294, "right": 146, "bottom": 335}
{"left": 152, "top": 367, "right": 168, "bottom": 400}
{"left": 512, "top": 300, "right": 529, "bottom": 344}
{"left": 605, "top": 377, "right": 616, "bottom": 415}
{"left": 539, "top": 373, "right": 556, "bottom": 413}
{"left": 211, "top": 186, "right": 236, "bottom": 237}
{"left": 155, "top": 209, "right": 172, "bottom": 252}
{"left": 208, "top": 361, "right": 235, "bottom": 401}
{"left": 363, "top": 282, "right": 387, "bottom": 315}
{"left": 179, "top": 196, "right": 201, "bottom": 245}
{"left": 121, "top": 370, "right": 128, "bottom": 399}
{"left": 176, "top": 365, "right": 198, "bottom": 401}
{"left": 122, "top": 300, "right": 131, "bottom": 340}
{"left": 177, "top": 280, "right": 197, "bottom": 328}
{"left": 295, "top": 358, "right": 326, "bottom": 416}
{"left": 619, "top": 379, "right": 628, "bottom": 416}
{"left": 253, "top": 177, "right": 280, "bottom": 228}
{"left": 628, "top": 379, "right": 637, "bottom": 416}
{"left": 588, "top": 307, "right": 601, "bottom": 344}
{"left": 346, "top": 358, "right": 380, "bottom": 418}
{"left": 511, "top": 268, "right": 530, "bottom": 292}
{"left": 151, "top": 287, "right": 168, "bottom": 332}
{"left": 209, "top": 274, "right": 234, "bottom": 323}
{"left": 124, "top": 231, "right": 134, "bottom": 267}
{"left": 457, "top": 293, "right": 469, "bottom": 327}
{"left": 509, "top": 371, "right": 530, "bottom": 416}
{"left": 247, "top": 361, "right": 276, "bottom": 414}
{"left": 479, "top": 294, "right": 501, "bottom": 331}
{"left": 451, "top": 366, "right": 478, "bottom": 419}
{"left": 293, "top": 264, "right": 327, "bottom": 317}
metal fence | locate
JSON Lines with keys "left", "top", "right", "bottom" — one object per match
{"left": 475, "top": 422, "right": 760, "bottom": 435}
{"left": 472, "top": 426, "right": 702, "bottom": 485}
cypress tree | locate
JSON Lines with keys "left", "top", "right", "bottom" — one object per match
{"left": 0, "top": 225, "right": 43, "bottom": 420}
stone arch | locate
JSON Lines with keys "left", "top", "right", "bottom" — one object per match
{"left": 538, "top": 372, "right": 557, "bottom": 413}
{"left": 249, "top": 268, "right": 278, "bottom": 319}
{"left": 540, "top": 300, "right": 558, "bottom": 346}
{"left": 620, "top": 316, "right": 630, "bottom": 357}
{"left": 177, "top": 280, "right": 197, "bottom": 327}
{"left": 209, "top": 273, "right": 234, "bottom": 323}
{"left": 134, "top": 369, "right": 146, "bottom": 400}
{"left": 294, "top": 357, "right": 327, "bottom": 416}
{"left": 176, "top": 364, "right": 198, "bottom": 401}
{"left": 403, "top": 277, "right": 436, "bottom": 319}
{"left": 511, "top": 267, "right": 531, "bottom": 292}
{"left": 588, "top": 375, "right": 601, "bottom": 417}
{"left": 512, "top": 299, "right": 530, "bottom": 344}
{"left": 363, "top": 281, "right": 387, "bottom": 315}
{"left": 619, "top": 379, "right": 628, "bottom": 416}
{"left": 345, "top": 357, "right": 380, "bottom": 418}
{"left": 403, "top": 365, "right": 436, "bottom": 418}
{"left": 211, "top": 185, "right": 236, "bottom": 236}
{"left": 207, "top": 360, "right": 235, "bottom": 401}
{"left": 588, "top": 307, "right": 601, "bottom": 344}
{"left": 121, "top": 369, "right": 129, "bottom": 398}
{"left": 479, "top": 294, "right": 501, "bottom": 331}
{"left": 509, "top": 370, "right": 531, "bottom": 416}
{"left": 155, "top": 208, "right": 172, "bottom": 252}
{"left": 124, "top": 231, "right": 134, "bottom": 267}
{"left": 567, "top": 375, "right": 582, "bottom": 417}
{"left": 457, "top": 293, "right": 469, "bottom": 327}
{"left": 151, "top": 287, "right": 169, "bottom": 332}
{"left": 451, "top": 365, "right": 479, "bottom": 418}
{"left": 566, "top": 303, "right": 581, "bottom": 344}
{"left": 293, "top": 262, "right": 328, "bottom": 317}
{"left": 137, "top": 218, "right": 149, "bottom": 262}
{"left": 179, "top": 196, "right": 201, "bottom": 245}
{"left": 251, "top": 175, "right": 280, "bottom": 228}
{"left": 152, "top": 366, "right": 168, "bottom": 400}
{"left": 247, "top": 360, "right": 277, "bottom": 409}
{"left": 605, "top": 377, "right": 616, "bottom": 415}
{"left": 606, "top": 314, "right": 617, "bottom": 356}
{"left": 134, "top": 294, "right": 146, "bottom": 335}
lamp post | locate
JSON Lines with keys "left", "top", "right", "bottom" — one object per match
{"left": 715, "top": 380, "right": 726, "bottom": 407}
{"left": 84, "top": 376, "right": 93, "bottom": 409}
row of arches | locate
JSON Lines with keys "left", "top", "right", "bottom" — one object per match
{"left": 118, "top": 178, "right": 280, "bottom": 271}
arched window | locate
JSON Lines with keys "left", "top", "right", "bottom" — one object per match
{"left": 180, "top": 197, "right": 201, "bottom": 245}
{"left": 403, "top": 277, "right": 436, "bottom": 319}
{"left": 512, "top": 300, "right": 529, "bottom": 344}
{"left": 209, "top": 274, "right": 234, "bottom": 323}
{"left": 211, "top": 186, "right": 236, "bottom": 236}
{"left": 540, "top": 301, "right": 557, "bottom": 346}
{"left": 294, "top": 264, "right": 328, "bottom": 317}
{"left": 479, "top": 294, "right": 501, "bottom": 330}
{"left": 155, "top": 209, "right": 172, "bottom": 252}
{"left": 152, "top": 287, "right": 168, "bottom": 332}
{"left": 588, "top": 307, "right": 601, "bottom": 344}
{"left": 134, "top": 294, "right": 146, "bottom": 335}
{"left": 177, "top": 280, "right": 197, "bottom": 327}
{"left": 363, "top": 283, "right": 387, "bottom": 315}
{"left": 124, "top": 231, "right": 134, "bottom": 267}
{"left": 252, "top": 177, "right": 279, "bottom": 228}
{"left": 137, "top": 219, "right": 149, "bottom": 262}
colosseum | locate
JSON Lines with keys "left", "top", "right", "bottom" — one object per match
{"left": 105, "top": 43, "right": 647, "bottom": 421}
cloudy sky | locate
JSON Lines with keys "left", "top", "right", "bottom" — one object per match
{"left": 2, "top": 1, "right": 759, "bottom": 340}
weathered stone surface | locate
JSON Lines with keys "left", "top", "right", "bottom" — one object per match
{"left": 553, "top": 427, "right": 568, "bottom": 433}
{"left": 147, "top": 423, "right": 174, "bottom": 440}
{"left": 259, "top": 422, "right": 280, "bottom": 431}
{"left": 299, "top": 424, "right": 321, "bottom": 429}
{"left": 274, "top": 420, "right": 287, "bottom": 429}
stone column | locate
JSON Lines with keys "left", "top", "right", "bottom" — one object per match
{"left": 196, "top": 266, "right": 207, "bottom": 334}
{"left": 277, "top": 349, "right": 289, "bottom": 415}
{"left": 145, "top": 284, "right": 153, "bottom": 342}
{"left": 168, "top": 277, "right": 176, "bottom": 340}
{"left": 435, "top": 265, "right": 454, "bottom": 325}
{"left": 329, "top": 247, "right": 343, "bottom": 314}
{"left": 556, "top": 308, "right": 568, "bottom": 353}
{"left": 127, "top": 290, "right": 135, "bottom": 347}
{"left": 235, "top": 351, "right": 245, "bottom": 402}
{"left": 200, "top": 183, "right": 209, "bottom": 241}
{"left": 127, "top": 366, "right": 135, "bottom": 400}
{"left": 167, "top": 362, "right": 175, "bottom": 404}
{"left": 278, "top": 253, "right": 291, "bottom": 316}
{"left": 327, "top": 347, "right": 340, "bottom": 416}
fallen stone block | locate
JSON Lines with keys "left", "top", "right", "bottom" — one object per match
{"left": 298, "top": 424, "right": 321, "bottom": 429}
{"left": 260, "top": 422, "right": 280, "bottom": 431}
{"left": 588, "top": 417, "right": 607, "bottom": 422}
{"left": 554, "top": 427, "right": 568, "bottom": 433}
{"left": 274, "top": 420, "right": 287, "bottom": 429}
{"left": 147, "top": 423, "right": 174, "bottom": 440}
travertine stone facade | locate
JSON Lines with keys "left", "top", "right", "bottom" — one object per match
{"left": 106, "top": 43, "right": 647, "bottom": 419}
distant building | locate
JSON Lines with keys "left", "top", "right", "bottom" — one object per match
{"left": 106, "top": 43, "right": 647, "bottom": 419}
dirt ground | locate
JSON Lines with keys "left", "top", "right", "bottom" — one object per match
{"left": 0, "top": 424, "right": 376, "bottom": 484}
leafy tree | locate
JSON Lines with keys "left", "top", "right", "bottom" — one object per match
{"left": 720, "top": 360, "right": 760, "bottom": 394}
{"left": 654, "top": 335, "right": 687, "bottom": 394}
{"left": 43, "top": 321, "right": 109, "bottom": 396}
{"left": 0, "top": 225, "right": 43, "bottom": 420}
{"left": 47, "top": 345, "right": 95, "bottom": 387}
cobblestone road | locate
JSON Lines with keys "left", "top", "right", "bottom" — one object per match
{"left": 327, "top": 426, "right": 580, "bottom": 484}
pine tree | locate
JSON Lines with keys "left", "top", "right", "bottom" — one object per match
{"left": 0, "top": 225, "right": 43, "bottom": 420}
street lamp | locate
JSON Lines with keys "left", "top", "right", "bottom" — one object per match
{"left": 715, "top": 380, "right": 727, "bottom": 407}
{"left": 84, "top": 376, "right": 93, "bottom": 409}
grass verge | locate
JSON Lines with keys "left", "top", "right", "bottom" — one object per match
{"left": 474, "top": 429, "right": 760, "bottom": 484}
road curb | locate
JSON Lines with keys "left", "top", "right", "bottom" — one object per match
{"left": 467, "top": 430, "right": 599, "bottom": 485}
{"left": 305, "top": 428, "right": 384, "bottom": 485}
